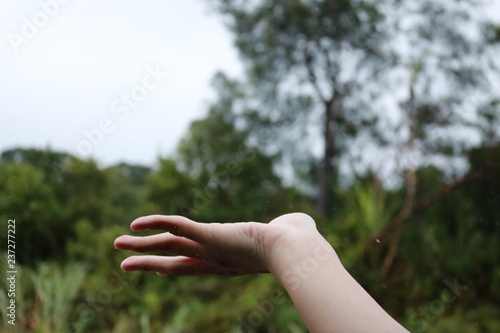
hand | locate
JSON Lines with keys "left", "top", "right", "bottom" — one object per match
{"left": 114, "top": 213, "right": 320, "bottom": 277}
{"left": 115, "top": 213, "right": 409, "bottom": 332}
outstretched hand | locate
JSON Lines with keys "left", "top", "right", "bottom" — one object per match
{"left": 114, "top": 213, "right": 319, "bottom": 277}
{"left": 114, "top": 213, "right": 409, "bottom": 332}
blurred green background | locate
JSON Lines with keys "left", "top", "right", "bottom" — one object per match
{"left": 1, "top": 0, "right": 500, "bottom": 332}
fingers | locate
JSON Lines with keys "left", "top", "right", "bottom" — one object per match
{"left": 130, "top": 215, "right": 210, "bottom": 243}
{"left": 114, "top": 233, "right": 206, "bottom": 258}
{"left": 120, "top": 255, "right": 236, "bottom": 276}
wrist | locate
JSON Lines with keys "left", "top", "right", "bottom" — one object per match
{"left": 266, "top": 230, "right": 342, "bottom": 290}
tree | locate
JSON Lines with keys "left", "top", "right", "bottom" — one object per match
{"left": 105, "top": 163, "right": 152, "bottom": 221}
{"left": 173, "top": 74, "right": 306, "bottom": 222}
{"left": 0, "top": 163, "right": 66, "bottom": 265}
{"left": 366, "top": 0, "right": 500, "bottom": 276}
{"left": 0, "top": 148, "right": 151, "bottom": 265}
{"left": 146, "top": 158, "right": 193, "bottom": 216}
{"left": 210, "top": 0, "right": 391, "bottom": 216}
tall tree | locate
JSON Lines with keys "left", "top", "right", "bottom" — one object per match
{"left": 378, "top": 0, "right": 498, "bottom": 174}
{"left": 368, "top": 0, "right": 500, "bottom": 276}
{"left": 210, "top": 0, "right": 391, "bottom": 216}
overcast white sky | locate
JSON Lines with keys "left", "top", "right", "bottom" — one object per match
{"left": 0, "top": 0, "right": 243, "bottom": 166}
{"left": 1, "top": 1, "right": 499, "bottom": 168}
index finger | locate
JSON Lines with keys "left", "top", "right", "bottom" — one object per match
{"left": 130, "top": 215, "right": 209, "bottom": 243}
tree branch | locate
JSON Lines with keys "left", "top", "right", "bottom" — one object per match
{"left": 303, "top": 45, "right": 327, "bottom": 103}
{"left": 371, "top": 169, "right": 485, "bottom": 246}
{"left": 380, "top": 83, "right": 417, "bottom": 277}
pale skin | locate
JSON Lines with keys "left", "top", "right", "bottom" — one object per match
{"left": 114, "top": 213, "right": 409, "bottom": 332}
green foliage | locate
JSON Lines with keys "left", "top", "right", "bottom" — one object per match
{"left": 346, "top": 182, "right": 399, "bottom": 238}
{"left": 146, "top": 158, "right": 193, "bottom": 216}
{"left": 0, "top": 257, "right": 31, "bottom": 331}
{"left": 404, "top": 306, "right": 500, "bottom": 333}
{"left": 174, "top": 101, "right": 302, "bottom": 222}
{"left": 0, "top": 259, "right": 88, "bottom": 332}
{"left": 31, "top": 262, "right": 88, "bottom": 333}
{"left": 0, "top": 163, "right": 66, "bottom": 265}
{"left": 1, "top": 2, "right": 499, "bottom": 330}
{"left": 67, "top": 220, "right": 127, "bottom": 268}
{"left": 104, "top": 163, "right": 152, "bottom": 222}
{"left": 1, "top": 136, "right": 500, "bottom": 331}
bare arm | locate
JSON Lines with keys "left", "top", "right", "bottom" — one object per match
{"left": 114, "top": 213, "right": 408, "bottom": 332}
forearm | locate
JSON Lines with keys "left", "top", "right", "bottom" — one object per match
{"left": 269, "top": 234, "right": 408, "bottom": 333}
{"left": 116, "top": 213, "right": 408, "bottom": 331}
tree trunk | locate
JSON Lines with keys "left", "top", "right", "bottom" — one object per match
{"left": 317, "top": 99, "right": 335, "bottom": 216}
{"left": 381, "top": 84, "right": 417, "bottom": 277}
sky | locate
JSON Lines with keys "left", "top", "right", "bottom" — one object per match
{"left": 0, "top": 0, "right": 243, "bottom": 167}
{"left": 1, "top": 1, "right": 499, "bottom": 169}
